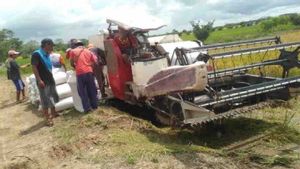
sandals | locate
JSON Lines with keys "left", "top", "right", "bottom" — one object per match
{"left": 46, "top": 118, "right": 54, "bottom": 127}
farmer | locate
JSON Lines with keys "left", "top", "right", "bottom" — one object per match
{"left": 69, "top": 39, "right": 98, "bottom": 112}
{"left": 31, "top": 38, "right": 59, "bottom": 126}
{"left": 114, "top": 26, "right": 138, "bottom": 63}
{"left": 88, "top": 43, "right": 107, "bottom": 98}
{"left": 5, "top": 50, "right": 26, "bottom": 103}
{"left": 65, "top": 38, "right": 80, "bottom": 59}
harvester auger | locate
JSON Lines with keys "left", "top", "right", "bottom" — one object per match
{"left": 103, "top": 19, "right": 300, "bottom": 128}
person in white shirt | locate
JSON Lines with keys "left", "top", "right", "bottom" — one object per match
{"left": 49, "top": 52, "right": 67, "bottom": 71}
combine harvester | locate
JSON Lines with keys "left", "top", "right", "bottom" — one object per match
{"left": 102, "top": 19, "right": 300, "bottom": 127}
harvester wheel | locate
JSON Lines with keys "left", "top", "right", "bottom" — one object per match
{"left": 169, "top": 101, "right": 184, "bottom": 120}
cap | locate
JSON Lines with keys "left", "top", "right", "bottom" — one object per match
{"left": 74, "top": 39, "right": 83, "bottom": 45}
{"left": 41, "top": 38, "right": 55, "bottom": 47}
{"left": 8, "top": 50, "right": 20, "bottom": 56}
{"left": 69, "top": 39, "right": 83, "bottom": 48}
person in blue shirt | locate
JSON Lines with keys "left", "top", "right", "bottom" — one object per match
{"left": 31, "top": 38, "right": 59, "bottom": 126}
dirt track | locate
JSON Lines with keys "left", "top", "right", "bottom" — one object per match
{"left": 1, "top": 75, "right": 299, "bottom": 169}
{"left": 0, "top": 77, "right": 56, "bottom": 168}
{"left": 0, "top": 76, "right": 246, "bottom": 169}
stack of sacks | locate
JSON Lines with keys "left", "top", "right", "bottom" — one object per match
{"left": 26, "top": 74, "right": 40, "bottom": 105}
{"left": 53, "top": 69, "right": 74, "bottom": 111}
{"left": 67, "top": 71, "right": 84, "bottom": 112}
{"left": 26, "top": 68, "right": 74, "bottom": 112}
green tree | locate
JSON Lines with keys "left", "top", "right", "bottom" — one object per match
{"left": 260, "top": 15, "right": 292, "bottom": 32}
{"left": 191, "top": 20, "right": 214, "bottom": 41}
{"left": 0, "top": 29, "right": 23, "bottom": 62}
{"left": 21, "top": 40, "right": 39, "bottom": 57}
{"left": 260, "top": 19, "right": 274, "bottom": 31}
{"left": 54, "top": 38, "right": 68, "bottom": 52}
{"left": 290, "top": 14, "right": 300, "bottom": 26}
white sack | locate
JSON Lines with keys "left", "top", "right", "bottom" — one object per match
{"left": 55, "top": 97, "right": 74, "bottom": 112}
{"left": 53, "top": 71, "right": 67, "bottom": 85}
{"left": 67, "top": 71, "right": 84, "bottom": 112}
{"left": 56, "top": 83, "right": 72, "bottom": 99}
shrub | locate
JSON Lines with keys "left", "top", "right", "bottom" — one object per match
{"left": 191, "top": 20, "right": 214, "bottom": 41}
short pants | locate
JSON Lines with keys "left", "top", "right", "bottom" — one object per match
{"left": 38, "top": 83, "right": 59, "bottom": 109}
{"left": 12, "top": 79, "right": 25, "bottom": 91}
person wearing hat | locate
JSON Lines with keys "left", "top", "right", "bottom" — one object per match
{"left": 5, "top": 49, "right": 26, "bottom": 103}
{"left": 69, "top": 39, "right": 98, "bottom": 112}
{"left": 65, "top": 38, "right": 80, "bottom": 59}
{"left": 31, "top": 38, "right": 59, "bottom": 126}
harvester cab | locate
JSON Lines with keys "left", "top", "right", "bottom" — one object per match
{"left": 103, "top": 19, "right": 209, "bottom": 125}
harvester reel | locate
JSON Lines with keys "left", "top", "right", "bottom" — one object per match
{"left": 277, "top": 47, "right": 300, "bottom": 78}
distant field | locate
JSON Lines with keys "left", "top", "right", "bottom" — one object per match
{"left": 181, "top": 24, "right": 300, "bottom": 44}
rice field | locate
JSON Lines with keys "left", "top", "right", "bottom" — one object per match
{"left": 207, "top": 29, "right": 300, "bottom": 78}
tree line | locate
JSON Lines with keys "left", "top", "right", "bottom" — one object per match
{"left": 0, "top": 30, "right": 88, "bottom": 62}
{"left": 175, "top": 13, "right": 300, "bottom": 42}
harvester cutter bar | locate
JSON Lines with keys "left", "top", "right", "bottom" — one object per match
{"left": 186, "top": 101, "right": 271, "bottom": 126}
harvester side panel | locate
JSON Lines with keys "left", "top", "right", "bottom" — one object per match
{"left": 143, "top": 62, "right": 208, "bottom": 97}
{"left": 104, "top": 39, "right": 133, "bottom": 100}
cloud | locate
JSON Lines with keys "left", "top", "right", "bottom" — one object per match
{"left": 0, "top": 0, "right": 299, "bottom": 41}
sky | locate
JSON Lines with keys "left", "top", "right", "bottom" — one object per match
{"left": 0, "top": 0, "right": 300, "bottom": 42}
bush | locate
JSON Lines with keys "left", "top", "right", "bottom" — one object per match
{"left": 261, "top": 20, "right": 275, "bottom": 31}
{"left": 290, "top": 14, "right": 300, "bottom": 26}
{"left": 191, "top": 20, "right": 214, "bottom": 41}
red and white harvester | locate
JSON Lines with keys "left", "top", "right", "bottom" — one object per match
{"left": 100, "top": 19, "right": 300, "bottom": 127}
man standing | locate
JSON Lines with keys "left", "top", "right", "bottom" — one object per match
{"left": 31, "top": 38, "right": 59, "bottom": 126}
{"left": 69, "top": 39, "right": 98, "bottom": 112}
{"left": 88, "top": 43, "right": 107, "bottom": 98}
{"left": 5, "top": 50, "right": 26, "bottom": 103}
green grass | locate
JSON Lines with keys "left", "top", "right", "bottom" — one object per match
{"left": 16, "top": 56, "right": 32, "bottom": 75}
{"left": 206, "top": 25, "right": 266, "bottom": 44}
{"left": 180, "top": 32, "right": 197, "bottom": 41}
{"left": 181, "top": 24, "right": 300, "bottom": 44}
{"left": 50, "top": 98, "right": 300, "bottom": 167}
